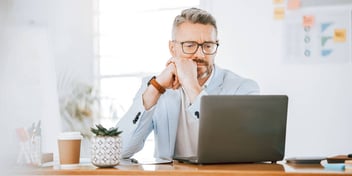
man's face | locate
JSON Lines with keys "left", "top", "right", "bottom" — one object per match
{"left": 170, "top": 22, "right": 218, "bottom": 79}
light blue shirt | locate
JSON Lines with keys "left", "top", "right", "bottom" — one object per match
{"left": 116, "top": 65, "right": 260, "bottom": 160}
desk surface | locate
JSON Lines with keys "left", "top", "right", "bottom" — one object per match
{"left": 18, "top": 160, "right": 352, "bottom": 176}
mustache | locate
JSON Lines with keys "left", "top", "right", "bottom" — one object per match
{"left": 194, "top": 59, "right": 209, "bottom": 66}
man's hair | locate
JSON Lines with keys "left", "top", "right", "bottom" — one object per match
{"left": 172, "top": 7, "right": 217, "bottom": 40}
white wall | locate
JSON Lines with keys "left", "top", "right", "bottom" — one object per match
{"left": 201, "top": 0, "right": 352, "bottom": 157}
{"left": 48, "top": 0, "right": 95, "bottom": 85}
{"left": 0, "top": 0, "right": 94, "bottom": 167}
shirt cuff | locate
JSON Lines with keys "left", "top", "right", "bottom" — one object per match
{"left": 187, "top": 90, "right": 208, "bottom": 119}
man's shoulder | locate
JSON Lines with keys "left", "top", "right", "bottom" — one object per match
{"left": 216, "top": 66, "right": 245, "bottom": 81}
{"left": 215, "top": 66, "right": 260, "bottom": 94}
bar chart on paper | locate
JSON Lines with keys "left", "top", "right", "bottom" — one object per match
{"left": 284, "top": 7, "right": 351, "bottom": 63}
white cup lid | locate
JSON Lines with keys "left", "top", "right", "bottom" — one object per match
{"left": 58, "top": 131, "right": 83, "bottom": 140}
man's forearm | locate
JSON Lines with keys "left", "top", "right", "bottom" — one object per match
{"left": 142, "top": 84, "right": 162, "bottom": 110}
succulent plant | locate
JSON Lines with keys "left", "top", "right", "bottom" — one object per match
{"left": 90, "top": 124, "right": 122, "bottom": 137}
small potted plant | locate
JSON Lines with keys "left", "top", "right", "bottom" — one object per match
{"left": 90, "top": 124, "right": 122, "bottom": 167}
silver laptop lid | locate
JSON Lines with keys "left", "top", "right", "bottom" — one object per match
{"left": 197, "top": 95, "right": 288, "bottom": 164}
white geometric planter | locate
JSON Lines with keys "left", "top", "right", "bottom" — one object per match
{"left": 91, "top": 136, "right": 121, "bottom": 168}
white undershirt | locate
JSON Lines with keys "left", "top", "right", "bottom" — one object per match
{"left": 174, "top": 87, "right": 199, "bottom": 157}
{"left": 174, "top": 67, "right": 215, "bottom": 157}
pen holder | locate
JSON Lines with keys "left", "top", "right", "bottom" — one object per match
{"left": 30, "top": 135, "right": 42, "bottom": 166}
{"left": 16, "top": 127, "right": 42, "bottom": 166}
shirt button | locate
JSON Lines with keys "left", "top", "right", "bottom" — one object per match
{"left": 133, "top": 112, "right": 141, "bottom": 124}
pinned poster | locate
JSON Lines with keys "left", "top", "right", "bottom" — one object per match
{"left": 333, "top": 29, "right": 346, "bottom": 42}
{"left": 274, "top": 7, "right": 285, "bottom": 20}
{"left": 284, "top": 7, "right": 351, "bottom": 63}
{"left": 303, "top": 15, "right": 314, "bottom": 27}
{"left": 287, "top": 0, "right": 301, "bottom": 10}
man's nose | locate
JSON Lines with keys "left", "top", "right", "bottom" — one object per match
{"left": 193, "top": 45, "right": 205, "bottom": 59}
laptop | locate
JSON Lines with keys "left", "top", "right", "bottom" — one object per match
{"left": 174, "top": 95, "right": 288, "bottom": 164}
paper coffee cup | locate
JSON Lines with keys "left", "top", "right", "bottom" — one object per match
{"left": 58, "top": 132, "right": 82, "bottom": 169}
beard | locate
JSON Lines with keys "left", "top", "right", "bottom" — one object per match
{"left": 194, "top": 59, "right": 212, "bottom": 79}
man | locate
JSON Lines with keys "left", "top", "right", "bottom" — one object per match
{"left": 116, "top": 7, "right": 259, "bottom": 160}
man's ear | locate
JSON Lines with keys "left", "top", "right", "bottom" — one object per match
{"left": 169, "top": 40, "right": 176, "bottom": 57}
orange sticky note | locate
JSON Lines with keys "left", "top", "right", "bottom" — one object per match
{"left": 273, "top": 0, "right": 284, "bottom": 4}
{"left": 334, "top": 29, "right": 346, "bottom": 42}
{"left": 287, "top": 0, "right": 301, "bottom": 10}
{"left": 303, "top": 15, "right": 314, "bottom": 27}
{"left": 274, "top": 7, "right": 285, "bottom": 20}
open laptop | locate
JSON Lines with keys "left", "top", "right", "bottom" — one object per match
{"left": 174, "top": 95, "right": 288, "bottom": 164}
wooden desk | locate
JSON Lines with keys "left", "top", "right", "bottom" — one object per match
{"left": 17, "top": 160, "right": 352, "bottom": 175}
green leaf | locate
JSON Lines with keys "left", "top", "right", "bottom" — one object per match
{"left": 91, "top": 124, "right": 122, "bottom": 136}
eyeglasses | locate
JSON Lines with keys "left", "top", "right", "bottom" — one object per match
{"left": 173, "top": 41, "right": 219, "bottom": 55}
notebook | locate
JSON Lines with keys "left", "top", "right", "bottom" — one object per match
{"left": 173, "top": 95, "right": 288, "bottom": 164}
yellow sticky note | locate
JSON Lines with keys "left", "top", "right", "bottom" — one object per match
{"left": 273, "top": 0, "right": 284, "bottom": 4}
{"left": 287, "top": 0, "right": 301, "bottom": 10}
{"left": 334, "top": 29, "right": 346, "bottom": 42}
{"left": 303, "top": 15, "right": 314, "bottom": 27}
{"left": 274, "top": 7, "right": 285, "bottom": 20}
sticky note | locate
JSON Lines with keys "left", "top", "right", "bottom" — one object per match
{"left": 287, "top": 0, "right": 301, "bottom": 10}
{"left": 303, "top": 15, "right": 314, "bottom": 27}
{"left": 334, "top": 29, "right": 346, "bottom": 42}
{"left": 273, "top": 0, "right": 284, "bottom": 4}
{"left": 323, "top": 163, "right": 345, "bottom": 170}
{"left": 274, "top": 7, "right": 285, "bottom": 20}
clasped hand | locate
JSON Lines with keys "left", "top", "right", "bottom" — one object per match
{"left": 157, "top": 57, "right": 200, "bottom": 91}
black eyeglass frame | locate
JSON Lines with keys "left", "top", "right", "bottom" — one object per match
{"left": 173, "top": 40, "right": 219, "bottom": 55}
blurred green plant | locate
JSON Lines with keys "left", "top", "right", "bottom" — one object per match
{"left": 91, "top": 124, "right": 122, "bottom": 137}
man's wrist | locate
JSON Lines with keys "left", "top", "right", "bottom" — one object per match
{"left": 147, "top": 76, "right": 166, "bottom": 94}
